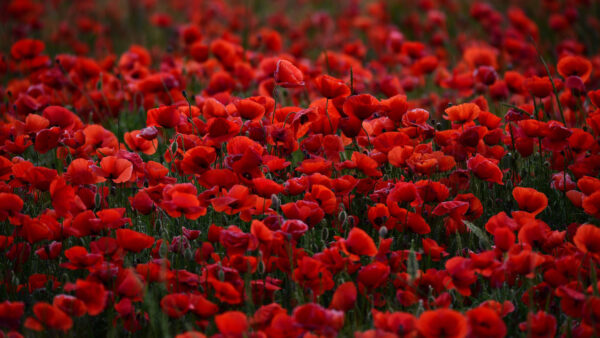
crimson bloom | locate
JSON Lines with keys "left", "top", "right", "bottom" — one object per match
{"left": 96, "top": 156, "right": 134, "bottom": 183}
{"left": 0, "top": 193, "right": 24, "bottom": 223}
{"left": 215, "top": 311, "right": 249, "bottom": 336}
{"left": 343, "top": 94, "right": 381, "bottom": 120}
{"left": 24, "top": 302, "right": 73, "bottom": 332}
{"left": 417, "top": 308, "right": 468, "bottom": 338}
{"left": 147, "top": 105, "right": 181, "bottom": 128}
{"left": 466, "top": 307, "right": 507, "bottom": 338}
{"left": 116, "top": 229, "right": 155, "bottom": 252}
{"left": 329, "top": 282, "right": 357, "bottom": 311}
{"left": 467, "top": 154, "right": 504, "bottom": 185}
{"left": 518, "top": 311, "right": 556, "bottom": 338}
{"left": 444, "top": 103, "right": 480, "bottom": 124}
{"left": 342, "top": 227, "right": 378, "bottom": 257}
{"left": 557, "top": 55, "right": 592, "bottom": 82}
{"left": 314, "top": 74, "right": 350, "bottom": 99}
{"left": 512, "top": 187, "right": 548, "bottom": 216}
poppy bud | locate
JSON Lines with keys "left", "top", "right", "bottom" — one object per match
{"left": 379, "top": 226, "right": 388, "bottom": 238}
{"left": 183, "top": 247, "right": 194, "bottom": 261}
{"left": 158, "top": 241, "right": 168, "bottom": 258}
{"left": 338, "top": 210, "right": 347, "bottom": 225}
{"left": 347, "top": 215, "right": 355, "bottom": 226}
{"left": 415, "top": 300, "right": 425, "bottom": 317}
{"left": 270, "top": 194, "right": 280, "bottom": 210}
{"left": 257, "top": 259, "right": 265, "bottom": 274}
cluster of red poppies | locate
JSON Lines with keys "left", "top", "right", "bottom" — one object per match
{"left": 1, "top": 0, "right": 600, "bottom": 337}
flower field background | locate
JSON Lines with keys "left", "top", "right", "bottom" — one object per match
{"left": 1, "top": 0, "right": 600, "bottom": 337}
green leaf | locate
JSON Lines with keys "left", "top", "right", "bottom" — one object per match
{"left": 291, "top": 149, "right": 305, "bottom": 166}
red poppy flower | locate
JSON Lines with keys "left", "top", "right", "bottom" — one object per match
{"left": 188, "top": 294, "right": 218, "bottom": 317}
{"left": 281, "top": 200, "right": 324, "bottom": 227}
{"left": 124, "top": 130, "right": 157, "bottom": 155}
{"left": 343, "top": 227, "right": 378, "bottom": 257}
{"left": 147, "top": 105, "right": 181, "bottom": 128}
{"left": 329, "top": 282, "right": 357, "bottom": 311}
{"left": 95, "top": 156, "right": 134, "bottom": 183}
{"left": 215, "top": 311, "right": 248, "bottom": 335}
{"left": 358, "top": 261, "right": 390, "bottom": 290}
{"left": 582, "top": 191, "right": 600, "bottom": 218}
{"left": 467, "top": 307, "right": 507, "bottom": 338}
{"left": 61, "top": 246, "right": 102, "bottom": 270}
{"left": 0, "top": 193, "right": 23, "bottom": 223}
{"left": 512, "top": 187, "right": 548, "bottom": 216}
{"left": 234, "top": 97, "right": 267, "bottom": 121}
{"left": 294, "top": 256, "right": 334, "bottom": 297}
{"left": 24, "top": 303, "right": 72, "bottom": 332}
{"left": 161, "top": 183, "right": 206, "bottom": 219}
{"left": 444, "top": 103, "right": 480, "bottom": 124}
{"left": 11, "top": 39, "right": 45, "bottom": 60}
{"left": 445, "top": 257, "right": 477, "bottom": 296}
{"left": 66, "top": 158, "right": 105, "bottom": 185}
{"left": 0, "top": 301, "right": 24, "bottom": 330}
{"left": 432, "top": 201, "right": 470, "bottom": 220}
{"left": 180, "top": 146, "right": 217, "bottom": 175}
{"left": 494, "top": 227, "right": 516, "bottom": 251}
{"left": 314, "top": 74, "right": 351, "bottom": 99}
{"left": 343, "top": 94, "right": 381, "bottom": 120}
{"left": 219, "top": 225, "right": 258, "bottom": 255}
{"left": 467, "top": 154, "right": 504, "bottom": 185}
{"left": 524, "top": 76, "right": 553, "bottom": 98}
{"left": 117, "top": 269, "right": 145, "bottom": 299}
{"left": 518, "top": 311, "right": 556, "bottom": 338}
{"left": 83, "top": 125, "right": 119, "bottom": 155}
{"left": 252, "top": 177, "right": 284, "bottom": 197}
{"left": 386, "top": 182, "right": 422, "bottom": 214}
{"left": 274, "top": 59, "right": 304, "bottom": 88}
{"left": 573, "top": 224, "right": 600, "bottom": 258}
{"left": 367, "top": 203, "right": 390, "bottom": 228}
{"left": 53, "top": 295, "right": 86, "bottom": 318}
{"left": 582, "top": 297, "right": 600, "bottom": 331}
{"left": 557, "top": 55, "right": 592, "bottom": 82}
{"left": 160, "top": 293, "right": 190, "bottom": 318}
{"left": 292, "top": 303, "right": 344, "bottom": 336}
{"left": 211, "top": 184, "right": 256, "bottom": 215}
{"left": 417, "top": 308, "right": 467, "bottom": 338}
{"left": 305, "top": 184, "right": 337, "bottom": 214}
{"left": 351, "top": 152, "right": 383, "bottom": 177}
{"left": 116, "top": 229, "right": 155, "bottom": 252}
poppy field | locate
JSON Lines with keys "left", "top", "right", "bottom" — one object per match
{"left": 2, "top": 0, "right": 600, "bottom": 337}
